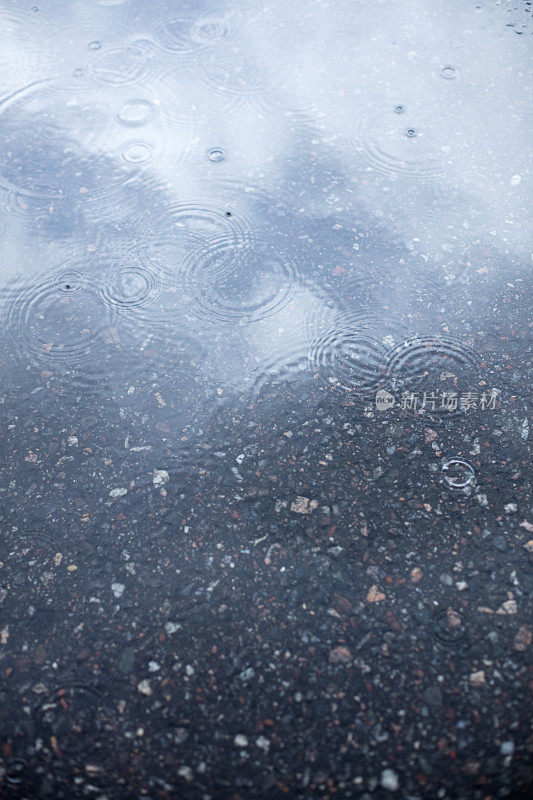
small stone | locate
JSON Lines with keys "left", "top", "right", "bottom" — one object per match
{"left": 153, "top": 469, "right": 169, "bottom": 488}
{"left": 67, "top": 564, "right": 77, "bottom": 572}
{"left": 165, "top": 622, "right": 181, "bottom": 634}
{"left": 381, "top": 768, "right": 399, "bottom": 791}
{"left": 110, "top": 487, "right": 127, "bottom": 498}
{"left": 469, "top": 670, "right": 486, "bottom": 687}
{"left": 500, "top": 740, "right": 515, "bottom": 755}
{"left": 504, "top": 502, "right": 517, "bottom": 514}
{"left": 410, "top": 567, "right": 422, "bottom": 583}
{"left": 513, "top": 626, "right": 532, "bottom": 651}
{"left": 148, "top": 661, "right": 161, "bottom": 672}
{"left": 367, "top": 585, "right": 386, "bottom": 603}
{"left": 498, "top": 599, "right": 517, "bottom": 615}
{"left": 519, "top": 520, "right": 533, "bottom": 532}
{"left": 178, "top": 766, "right": 194, "bottom": 782}
{"left": 329, "top": 645, "right": 352, "bottom": 664}
{"left": 137, "top": 679, "right": 152, "bottom": 696}
{"left": 290, "top": 496, "right": 318, "bottom": 514}
{"left": 68, "top": 436, "right": 78, "bottom": 446}
{"left": 256, "top": 735, "right": 270, "bottom": 751}
{"left": 111, "top": 582, "right": 125, "bottom": 599}
{"left": 234, "top": 734, "right": 248, "bottom": 748}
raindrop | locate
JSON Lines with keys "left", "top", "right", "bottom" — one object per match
{"left": 394, "top": 105, "right": 405, "bottom": 114}
{"left": 440, "top": 65, "right": 459, "bottom": 80}
{"left": 100, "top": 262, "right": 161, "bottom": 311}
{"left": 441, "top": 458, "right": 476, "bottom": 489}
{"left": 207, "top": 148, "right": 226, "bottom": 163}
{"left": 6, "top": 758, "right": 27, "bottom": 786}
{"left": 35, "top": 685, "right": 112, "bottom": 756}
{"left": 184, "top": 237, "right": 299, "bottom": 325}
{"left": 356, "top": 106, "right": 465, "bottom": 178}
{"left": 1, "top": 266, "right": 113, "bottom": 373}
{"left": 432, "top": 608, "right": 467, "bottom": 645}
{"left": 88, "top": 40, "right": 156, "bottom": 87}
{"left": 384, "top": 336, "right": 480, "bottom": 392}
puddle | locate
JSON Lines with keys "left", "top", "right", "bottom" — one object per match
{"left": 0, "top": 0, "right": 530, "bottom": 796}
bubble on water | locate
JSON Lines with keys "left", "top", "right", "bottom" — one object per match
{"left": 88, "top": 40, "right": 102, "bottom": 50}
{"left": 432, "top": 608, "right": 467, "bottom": 645}
{"left": 35, "top": 685, "right": 112, "bottom": 756}
{"left": 442, "top": 458, "right": 476, "bottom": 489}
{"left": 121, "top": 140, "right": 154, "bottom": 164}
{"left": 206, "top": 147, "right": 226, "bottom": 163}
{"left": 440, "top": 65, "right": 459, "bottom": 80}
{"left": 115, "top": 98, "right": 156, "bottom": 127}
{"left": 5, "top": 758, "right": 28, "bottom": 786}
{"left": 394, "top": 105, "right": 405, "bottom": 114}
{"left": 356, "top": 106, "right": 465, "bottom": 178}
{"left": 0, "top": 81, "right": 156, "bottom": 205}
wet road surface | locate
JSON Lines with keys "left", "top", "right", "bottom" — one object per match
{"left": 0, "top": 1, "right": 531, "bottom": 798}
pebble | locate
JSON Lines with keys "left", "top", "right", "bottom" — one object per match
{"left": 234, "top": 734, "right": 248, "bottom": 748}
{"left": 381, "top": 768, "right": 399, "bottom": 791}
{"left": 329, "top": 645, "right": 353, "bottom": 664}
{"left": 111, "top": 582, "right": 125, "bottom": 598}
{"left": 153, "top": 469, "right": 169, "bottom": 487}
{"left": 178, "top": 766, "right": 194, "bottom": 782}
{"left": 513, "top": 626, "right": 532, "bottom": 651}
{"left": 137, "top": 679, "right": 152, "bottom": 696}
{"left": 290, "top": 496, "right": 318, "bottom": 514}
{"left": 469, "top": 670, "right": 486, "bottom": 687}
{"left": 110, "top": 487, "right": 127, "bottom": 498}
{"left": 165, "top": 622, "right": 181, "bottom": 634}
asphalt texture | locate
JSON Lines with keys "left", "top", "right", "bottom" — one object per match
{"left": 0, "top": 1, "right": 531, "bottom": 799}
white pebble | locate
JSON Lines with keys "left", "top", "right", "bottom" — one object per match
{"left": 381, "top": 769, "right": 399, "bottom": 791}
{"left": 111, "top": 582, "right": 125, "bottom": 599}
{"left": 234, "top": 734, "right": 248, "bottom": 748}
{"left": 109, "top": 487, "right": 127, "bottom": 498}
{"left": 153, "top": 469, "right": 169, "bottom": 487}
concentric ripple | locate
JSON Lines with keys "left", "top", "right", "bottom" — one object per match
{"left": 2, "top": 267, "right": 113, "bottom": 372}
{"left": 309, "top": 310, "right": 405, "bottom": 397}
{"left": 35, "top": 685, "right": 113, "bottom": 756}
{"left": 99, "top": 260, "right": 162, "bottom": 311}
{"left": 431, "top": 608, "right": 467, "bottom": 645}
{"left": 383, "top": 335, "right": 480, "bottom": 391}
{"left": 87, "top": 39, "right": 157, "bottom": 87}
{"left": 199, "top": 53, "right": 264, "bottom": 109}
{"left": 442, "top": 458, "right": 476, "bottom": 489}
{"left": 356, "top": 105, "right": 465, "bottom": 178}
{"left": 184, "top": 237, "right": 299, "bottom": 324}
{"left": 155, "top": 10, "right": 236, "bottom": 58}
